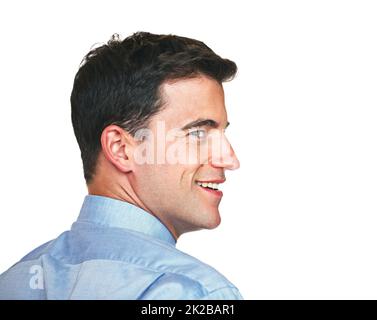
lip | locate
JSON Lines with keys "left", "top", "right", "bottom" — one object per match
{"left": 195, "top": 179, "right": 226, "bottom": 184}
{"left": 195, "top": 179, "right": 225, "bottom": 198}
{"left": 197, "top": 185, "right": 223, "bottom": 198}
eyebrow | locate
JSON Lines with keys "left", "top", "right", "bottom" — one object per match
{"left": 180, "top": 118, "right": 230, "bottom": 131}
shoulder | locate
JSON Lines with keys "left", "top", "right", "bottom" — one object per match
{"left": 169, "top": 247, "right": 237, "bottom": 286}
{"left": 134, "top": 244, "right": 243, "bottom": 300}
{"left": 65, "top": 226, "right": 242, "bottom": 299}
{"left": 137, "top": 271, "right": 243, "bottom": 300}
{"left": 0, "top": 227, "right": 242, "bottom": 299}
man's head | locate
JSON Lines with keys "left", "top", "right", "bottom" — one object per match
{"left": 71, "top": 32, "right": 239, "bottom": 239}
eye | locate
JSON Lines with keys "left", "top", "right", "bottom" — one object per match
{"left": 187, "top": 129, "right": 207, "bottom": 140}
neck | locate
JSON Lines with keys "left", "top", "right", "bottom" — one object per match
{"left": 88, "top": 179, "right": 148, "bottom": 212}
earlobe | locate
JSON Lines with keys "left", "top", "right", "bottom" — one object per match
{"left": 100, "top": 125, "right": 134, "bottom": 173}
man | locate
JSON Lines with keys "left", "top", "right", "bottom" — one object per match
{"left": 0, "top": 32, "right": 242, "bottom": 299}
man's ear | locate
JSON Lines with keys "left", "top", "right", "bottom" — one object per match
{"left": 100, "top": 125, "right": 135, "bottom": 173}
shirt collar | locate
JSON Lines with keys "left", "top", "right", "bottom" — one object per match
{"left": 77, "top": 195, "right": 176, "bottom": 246}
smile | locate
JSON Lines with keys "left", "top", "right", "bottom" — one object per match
{"left": 196, "top": 181, "right": 220, "bottom": 190}
{"left": 195, "top": 180, "right": 224, "bottom": 198}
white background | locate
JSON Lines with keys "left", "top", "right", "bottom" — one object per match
{"left": 0, "top": 0, "right": 376, "bottom": 299}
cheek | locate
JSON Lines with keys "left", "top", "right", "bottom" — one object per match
{"left": 135, "top": 164, "right": 180, "bottom": 192}
{"left": 132, "top": 165, "right": 159, "bottom": 195}
{"left": 165, "top": 137, "right": 207, "bottom": 167}
{"left": 134, "top": 159, "right": 199, "bottom": 198}
{"left": 155, "top": 164, "right": 199, "bottom": 195}
{"left": 188, "top": 140, "right": 212, "bottom": 165}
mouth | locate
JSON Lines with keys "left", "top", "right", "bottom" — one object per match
{"left": 195, "top": 180, "right": 224, "bottom": 198}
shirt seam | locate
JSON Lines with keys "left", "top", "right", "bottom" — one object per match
{"left": 199, "top": 286, "right": 241, "bottom": 299}
{"left": 46, "top": 253, "right": 225, "bottom": 296}
{"left": 74, "top": 220, "right": 176, "bottom": 247}
{"left": 206, "top": 286, "right": 240, "bottom": 295}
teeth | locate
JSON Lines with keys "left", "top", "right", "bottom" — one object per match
{"left": 196, "top": 182, "right": 220, "bottom": 190}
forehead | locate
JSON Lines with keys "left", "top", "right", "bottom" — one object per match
{"left": 154, "top": 75, "right": 227, "bottom": 129}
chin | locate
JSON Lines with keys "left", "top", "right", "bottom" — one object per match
{"left": 203, "top": 210, "right": 222, "bottom": 230}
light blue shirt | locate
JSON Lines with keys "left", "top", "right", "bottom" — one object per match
{"left": 0, "top": 195, "right": 242, "bottom": 299}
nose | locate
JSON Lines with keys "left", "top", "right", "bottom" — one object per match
{"left": 209, "top": 133, "right": 240, "bottom": 170}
